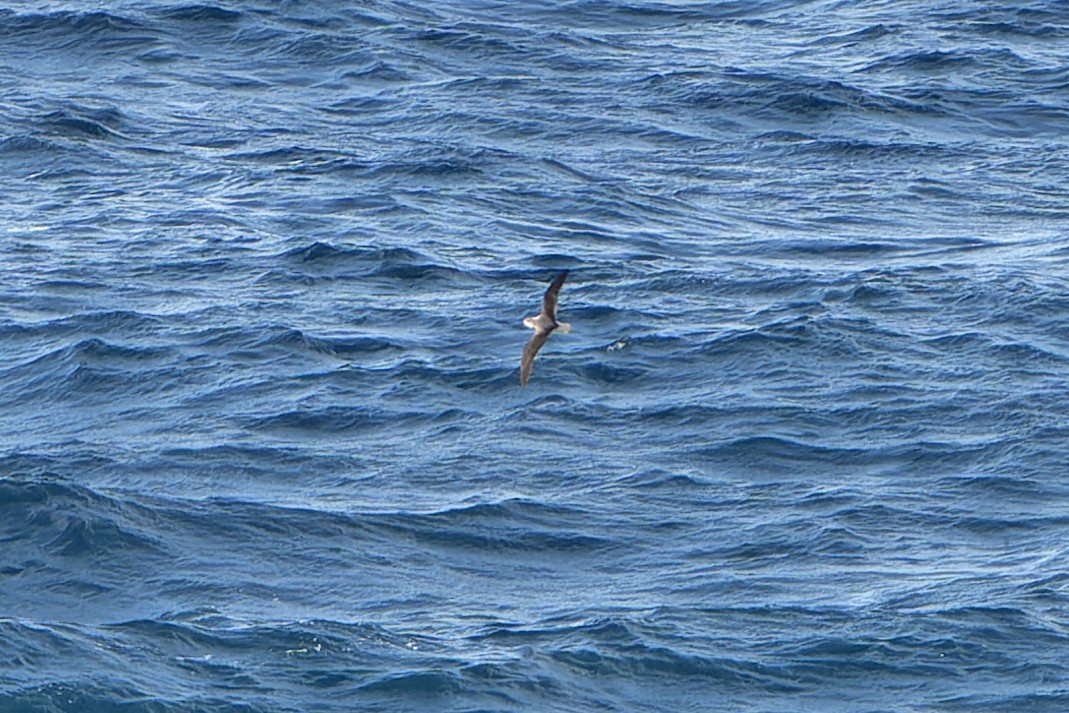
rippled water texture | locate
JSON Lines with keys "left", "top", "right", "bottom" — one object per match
{"left": 2, "top": 1, "right": 1069, "bottom": 711}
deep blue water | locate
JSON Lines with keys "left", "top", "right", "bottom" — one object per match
{"left": 3, "top": 1, "right": 1069, "bottom": 711}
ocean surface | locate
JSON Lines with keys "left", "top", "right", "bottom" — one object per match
{"left": 2, "top": 1, "right": 1069, "bottom": 711}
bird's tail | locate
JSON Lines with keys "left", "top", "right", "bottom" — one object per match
{"left": 556, "top": 321, "right": 572, "bottom": 333}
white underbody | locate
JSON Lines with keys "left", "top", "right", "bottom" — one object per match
{"left": 524, "top": 314, "right": 571, "bottom": 332}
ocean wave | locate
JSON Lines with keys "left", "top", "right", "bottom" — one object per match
{"left": 0, "top": 336, "right": 183, "bottom": 408}
{"left": 194, "top": 323, "right": 399, "bottom": 363}
{"left": 39, "top": 107, "right": 129, "bottom": 141}
{"left": 246, "top": 405, "right": 427, "bottom": 435}
{"left": 1, "top": 478, "right": 166, "bottom": 564}
{"left": 155, "top": 4, "right": 244, "bottom": 25}
{"left": 361, "top": 499, "right": 618, "bottom": 554}
{"left": 0, "top": 135, "right": 70, "bottom": 156}
{"left": 0, "top": 9, "right": 159, "bottom": 51}
{"left": 277, "top": 242, "right": 463, "bottom": 281}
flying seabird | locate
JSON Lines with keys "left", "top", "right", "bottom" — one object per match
{"left": 520, "top": 270, "right": 570, "bottom": 386}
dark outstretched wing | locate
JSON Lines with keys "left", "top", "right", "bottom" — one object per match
{"left": 520, "top": 329, "right": 551, "bottom": 386}
{"left": 541, "top": 270, "right": 569, "bottom": 320}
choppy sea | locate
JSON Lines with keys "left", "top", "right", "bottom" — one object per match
{"left": 3, "top": 1, "right": 1069, "bottom": 711}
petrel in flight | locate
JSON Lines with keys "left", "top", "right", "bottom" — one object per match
{"left": 520, "top": 270, "right": 570, "bottom": 386}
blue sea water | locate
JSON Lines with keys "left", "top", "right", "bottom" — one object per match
{"left": 2, "top": 0, "right": 1069, "bottom": 710}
